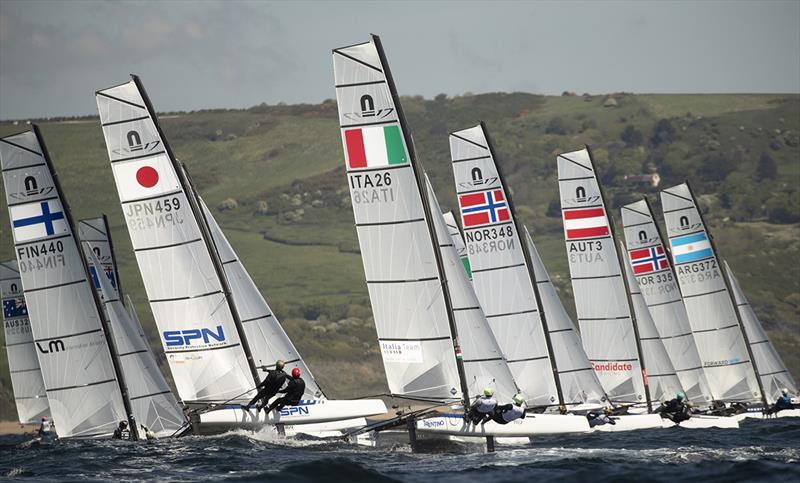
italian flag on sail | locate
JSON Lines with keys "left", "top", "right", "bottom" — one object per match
{"left": 344, "top": 125, "right": 407, "bottom": 169}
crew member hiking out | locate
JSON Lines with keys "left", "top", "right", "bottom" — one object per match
{"left": 491, "top": 394, "right": 526, "bottom": 425}
{"left": 266, "top": 367, "right": 305, "bottom": 414}
{"left": 112, "top": 421, "right": 131, "bottom": 440}
{"left": 242, "top": 360, "right": 288, "bottom": 412}
{"left": 657, "top": 392, "right": 691, "bottom": 424}
{"left": 766, "top": 388, "right": 795, "bottom": 416}
{"left": 466, "top": 388, "right": 497, "bottom": 425}
{"left": 586, "top": 407, "right": 616, "bottom": 428}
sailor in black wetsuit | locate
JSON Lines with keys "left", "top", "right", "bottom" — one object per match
{"left": 587, "top": 407, "right": 616, "bottom": 427}
{"left": 266, "top": 367, "right": 305, "bottom": 414}
{"left": 491, "top": 394, "right": 526, "bottom": 425}
{"left": 657, "top": 392, "right": 691, "bottom": 423}
{"left": 242, "top": 360, "right": 288, "bottom": 412}
{"left": 112, "top": 421, "right": 130, "bottom": 440}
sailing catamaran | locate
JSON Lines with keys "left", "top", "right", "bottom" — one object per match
{"left": 725, "top": 261, "right": 799, "bottom": 419}
{"left": 449, "top": 123, "right": 607, "bottom": 414}
{"left": 333, "top": 36, "right": 593, "bottom": 440}
{"left": 442, "top": 212, "right": 472, "bottom": 281}
{"left": 78, "top": 216, "right": 186, "bottom": 437}
{"left": 95, "top": 76, "right": 385, "bottom": 433}
{"left": 556, "top": 147, "right": 668, "bottom": 431}
{"left": 1, "top": 127, "right": 139, "bottom": 439}
{"left": 1, "top": 259, "right": 51, "bottom": 425}
{"left": 620, "top": 199, "right": 716, "bottom": 406}
{"left": 660, "top": 182, "right": 765, "bottom": 408}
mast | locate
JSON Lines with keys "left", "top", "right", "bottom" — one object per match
{"left": 481, "top": 122, "right": 564, "bottom": 407}
{"left": 373, "top": 35, "right": 470, "bottom": 407}
{"left": 34, "top": 124, "right": 139, "bottom": 439}
{"left": 586, "top": 145, "right": 653, "bottom": 412}
{"left": 130, "top": 75, "right": 261, "bottom": 388}
{"left": 683, "top": 181, "right": 768, "bottom": 407}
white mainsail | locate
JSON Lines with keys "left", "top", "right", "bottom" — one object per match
{"left": 660, "top": 183, "right": 763, "bottom": 403}
{"left": 1, "top": 260, "right": 50, "bottom": 423}
{"left": 426, "top": 176, "right": 518, "bottom": 401}
{"left": 196, "top": 196, "right": 324, "bottom": 399}
{"left": 442, "top": 211, "right": 471, "bottom": 280}
{"left": 96, "top": 77, "right": 259, "bottom": 403}
{"left": 620, "top": 242, "right": 684, "bottom": 402}
{"left": 79, "top": 216, "right": 185, "bottom": 436}
{"left": 523, "top": 228, "right": 609, "bottom": 407}
{"left": 725, "top": 261, "right": 797, "bottom": 401}
{"left": 334, "top": 35, "right": 484, "bottom": 402}
{"left": 1, "top": 128, "right": 132, "bottom": 438}
{"left": 557, "top": 148, "right": 648, "bottom": 406}
{"left": 620, "top": 199, "right": 715, "bottom": 404}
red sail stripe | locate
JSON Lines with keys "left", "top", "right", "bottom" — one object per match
{"left": 563, "top": 207, "right": 605, "bottom": 220}
{"left": 344, "top": 129, "right": 367, "bottom": 169}
{"left": 566, "top": 226, "right": 609, "bottom": 239}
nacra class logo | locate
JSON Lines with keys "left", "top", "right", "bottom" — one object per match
{"left": 163, "top": 325, "right": 225, "bottom": 348}
{"left": 9, "top": 175, "right": 54, "bottom": 201}
{"left": 112, "top": 130, "right": 161, "bottom": 156}
{"left": 343, "top": 94, "right": 394, "bottom": 122}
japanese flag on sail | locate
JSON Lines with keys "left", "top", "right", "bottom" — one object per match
{"left": 459, "top": 190, "right": 510, "bottom": 227}
{"left": 9, "top": 199, "right": 68, "bottom": 243}
{"left": 562, "top": 207, "right": 609, "bottom": 240}
{"left": 111, "top": 154, "right": 180, "bottom": 202}
{"left": 344, "top": 125, "right": 407, "bottom": 169}
{"left": 629, "top": 246, "right": 669, "bottom": 274}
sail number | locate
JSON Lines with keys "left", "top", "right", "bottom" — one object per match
{"left": 676, "top": 259, "right": 720, "bottom": 284}
{"left": 465, "top": 226, "right": 515, "bottom": 254}
{"left": 16, "top": 240, "right": 66, "bottom": 271}
{"left": 124, "top": 197, "right": 184, "bottom": 230}
{"left": 349, "top": 172, "right": 395, "bottom": 204}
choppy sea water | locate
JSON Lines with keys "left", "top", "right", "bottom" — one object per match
{"left": 1, "top": 418, "right": 798, "bottom": 482}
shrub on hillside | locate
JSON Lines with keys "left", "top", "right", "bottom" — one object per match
{"left": 766, "top": 192, "right": 800, "bottom": 224}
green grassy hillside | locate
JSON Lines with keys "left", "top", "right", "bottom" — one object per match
{"left": 1, "top": 92, "right": 798, "bottom": 420}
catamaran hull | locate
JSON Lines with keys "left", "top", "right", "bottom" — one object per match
{"left": 734, "top": 409, "right": 800, "bottom": 421}
{"left": 661, "top": 415, "right": 739, "bottom": 429}
{"left": 590, "top": 414, "right": 663, "bottom": 432}
{"left": 196, "top": 399, "right": 387, "bottom": 434}
{"left": 415, "top": 413, "right": 590, "bottom": 436}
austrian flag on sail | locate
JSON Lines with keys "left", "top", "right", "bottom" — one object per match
{"left": 458, "top": 190, "right": 509, "bottom": 227}
{"left": 562, "top": 207, "right": 609, "bottom": 240}
{"left": 344, "top": 125, "right": 406, "bottom": 169}
{"left": 629, "top": 246, "right": 669, "bottom": 275}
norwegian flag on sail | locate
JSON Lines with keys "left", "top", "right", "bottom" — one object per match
{"left": 562, "top": 207, "right": 609, "bottom": 240}
{"left": 629, "top": 246, "right": 669, "bottom": 274}
{"left": 459, "top": 190, "right": 510, "bottom": 227}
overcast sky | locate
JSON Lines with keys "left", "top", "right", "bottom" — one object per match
{"left": 1, "top": 0, "right": 798, "bottom": 119}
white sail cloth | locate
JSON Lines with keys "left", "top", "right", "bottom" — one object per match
{"left": 557, "top": 148, "right": 646, "bottom": 404}
{"left": 197, "top": 197, "right": 324, "bottom": 400}
{"left": 442, "top": 212, "right": 472, "bottom": 280}
{"left": 450, "top": 125, "right": 558, "bottom": 407}
{"left": 1, "top": 129, "right": 127, "bottom": 438}
{"left": 1, "top": 260, "right": 50, "bottom": 423}
{"left": 427, "top": 177, "right": 519, "bottom": 402}
{"left": 660, "top": 183, "right": 761, "bottom": 402}
{"left": 725, "top": 261, "right": 797, "bottom": 401}
{"left": 620, "top": 199, "right": 715, "bottom": 405}
{"left": 79, "top": 217, "right": 185, "bottom": 436}
{"left": 96, "top": 79, "right": 257, "bottom": 403}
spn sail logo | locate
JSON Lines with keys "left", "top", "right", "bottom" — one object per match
{"left": 9, "top": 175, "right": 54, "bottom": 201}
{"left": 669, "top": 215, "right": 702, "bottom": 234}
{"left": 458, "top": 167, "right": 499, "bottom": 190}
{"left": 342, "top": 94, "right": 394, "bottom": 122}
{"left": 163, "top": 325, "right": 226, "bottom": 348}
{"left": 565, "top": 186, "right": 600, "bottom": 206}
{"left": 112, "top": 130, "right": 161, "bottom": 156}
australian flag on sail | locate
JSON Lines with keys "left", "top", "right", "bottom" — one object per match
{"left": 459, "top": 190, "right": 510, "bottom": 227}
{"left": 670, "top": 232, "right": 713, "bottom": 264}
{"left": 629, "top": 246, "right": 669, "bottom": 274}
{"left": 89, "top": 265, "right": 117, "bottom": 290}
{"left": 3, "top": 297, "right": 27, "bottom": 318}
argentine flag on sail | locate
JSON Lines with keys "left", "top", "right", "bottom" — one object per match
{"left": 670, "top": 232, "right": 713, "bottom": 264}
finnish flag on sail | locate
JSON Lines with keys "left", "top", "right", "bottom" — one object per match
{"left": 9, "top": 200, "right": 68, "bottom": 242}
{"left": 670, "top": 232, "right": 713, "bottom": 264}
